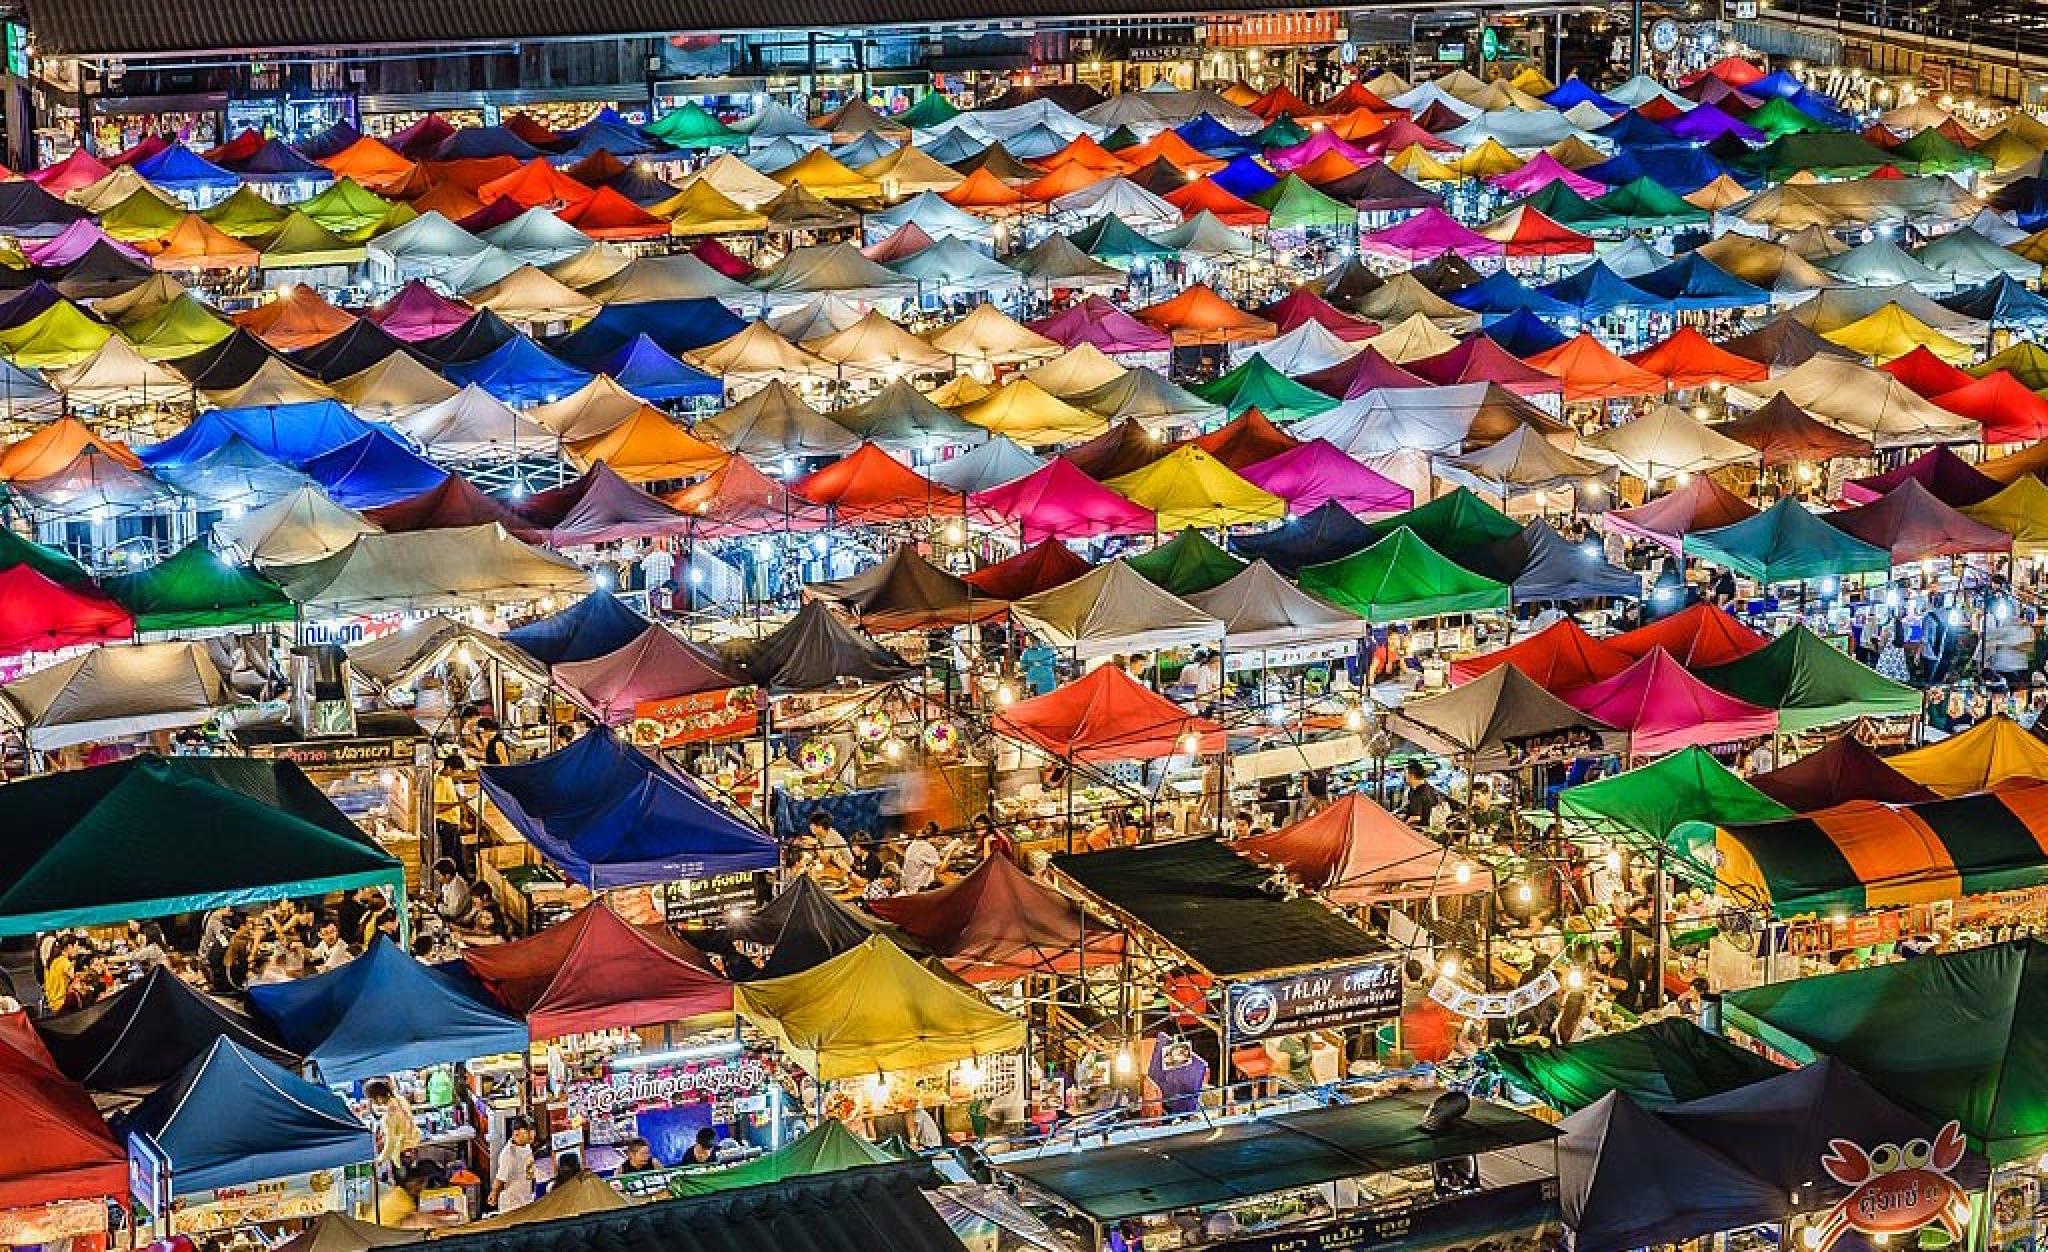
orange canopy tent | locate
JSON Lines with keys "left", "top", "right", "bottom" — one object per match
{"left": 1043, "top": 133, "right": 1130, "bottom": 174}
{"left": 0, "top": 418, "right": 141, "bottom": 481}
{"left": 1236, "top": 793, "right": 1492, "bottom": 902}
{"left": 153, "top": 214, "right": 261, "bottom": 271}
{"left": 1016, "top": 162, "right": 1106, "bottom": 202}
{"left": 1118, "top": 130, "right": 1224, "bottom": 174}
{"left": 556, "top": 186, "right": 670, "bottom": 240}
{"left": 1448, "top": 616, "right": 1635, "bottom": 689}
{"left": 231, "top": 284, "right": 357, "bottom": 350}
{"left": 994, "top": 663, "right": 1224, "bottom": 762}
{"left": 1134, "top": 285, "right": 1277, "bottom": 345}
{"left": 1527, "top": 332, "right": 1668, "bottom": 401}
{"left": 1250, "top": 84, "right": 1315, "bottom": 120}
{"left": 794, "top": 441, "right": 967, "bottom": 523}
{"left": 563, "top": 406, "right": 726, "bottom": 482}
{"left": 943, "top": 167, "right": 1034, "bottom": 210}
{"left": 317, "top": 137, "right": 415, "bottom": 191}
{"left": 477, "top": 158, "right": 594, "bottom": 209}
{"left": 1625, "top": 325, "right": 1770, "bottom": 391}
{"left": 1165, "top": 177, "right": 1269, "bottom": 227}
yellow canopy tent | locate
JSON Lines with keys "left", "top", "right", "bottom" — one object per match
{"left": 0, "top": 301, "right": 114, "bottom": 370}
{"left": 564, "top": 405, "right": 726, "bottom": 481}
{"left": 1363, "top": 311, "right": 1461, "bottom": 363}
{"left": 733, "top": 935, "right": 1025, "bottom": 1081}
{"left": 1822, "top": 303, "right": 1974, "bottom": 364}
{"left": 1387, "top": 144, "right": 1461, "bottom": 183}
{"left": 1963, "top": 476, "right": 2048, "bottom": 557}
{"left": 769, "top": 148, "right": 881, "bottom": 201}
{"left": 1885, "top": 715, "right": 2048, "bottom": 797}
{"left": 958, "top": 378, "right": 1109, "bottom": 444}
{"left": 859, "top": 144, "right": 967, "bottom": 196}
{"left": 1104, "top": 445, "right": 1286, "bottom": 530}
{"left": 1455, "top": 138, "right": 1525, "bottom": 179}
{"left": 653, "top": 179, "right": 769, "bottom": 237}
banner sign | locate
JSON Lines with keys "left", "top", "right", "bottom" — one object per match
{"left": 1225, "top": 957, "right": 1402, "bottom": 1041}
{"left": 631, "top": 686, "right": 761, "bottom": 747}
{"left": 1813, "top": 1122, "right": 1971, "bottom": 1252}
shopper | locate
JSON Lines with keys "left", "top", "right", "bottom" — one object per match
{"left": 489, "top": 1117, "right": 538, "bottom": 1214}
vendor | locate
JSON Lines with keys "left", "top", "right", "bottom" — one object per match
{"left": 366, "top": 1078, "right": 423, "bottom": 1178}
{"left": 1399, "top": 761, "right": 1444, "bottom": 829}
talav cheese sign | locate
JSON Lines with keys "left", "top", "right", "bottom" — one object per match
{"left": 1811, "top": 1122, "right": 1972, "bottom": 1252}
{"left": 631, "top": 686, "right": 761, "bottom": 746}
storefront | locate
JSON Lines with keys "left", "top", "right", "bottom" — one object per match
{"left": 241, "top": 715, "right": 435, "bottom": 885}
{"left": 549, "top": 1033, "right": 785, "bottom": 1171}
{"left": 225, "top": 94, "right": 357, "bottom": 143}
{"left": 86, "top": 92, "right": 227, "bottom": 153}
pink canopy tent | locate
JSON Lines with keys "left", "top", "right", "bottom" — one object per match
{"left": 1562, "top": 646, "right": 1777, "bottom": 756}
{"left": 1266, "top": 129, "right": 1377, "bottom": 171}
{"left": 1301, "top": 346, "right": 1432, "bottom": 399}
{"left": 1028, "top": 296, "right": 1173, "bottom": 355}
{"left": 1238, "top": 438, "right": 1412, "bottom": 516}
{"left": 1359, "top": 208, "right": 1502, "bottom": 262}
{"left": 662, "top": 456, "right": 831, "bottom": 537}
{"left": 1407, "top": 336, "right": 1565, "bottom": 397}
{"left": 1601, "top": 474, "right": 1758, "bottom": 556}
{"left": 25, "top": 221, "right": 146, "bottom": 267}
{"left": 1488, "top": 152, "right": 1605, "bottom": 197}
{"left": 551, "top": 623, "right": 744, "bottom": 725}
{"left": 970, "top": 457, "right": 1157, "bottom": 544}
{"left": 1359, "top": 117, "right": 1458, "bottom": 154}
{"left": 27, "top": 150, "right": 113, "bottom": 194}
{"left": 368, "top": 280, "right": 477, "bottom": 341}
{"left": 1235, "top": 793, "right": 1492, "bottom": 902}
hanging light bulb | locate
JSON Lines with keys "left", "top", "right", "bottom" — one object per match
{"left": 1515, "top": 882, "right": 1533, "bottom": 903}
{"left": 1604, "top": 850, "right": 1621, "bottom": 873}
{"left": 1114, "top": 1049, "right": 1135, "bottom": 1076}
{"left": 944, "top": 519, "right": 966, "bottom": 544}
{"left": 996, "top": 683, "right": 1016, "bottom": 706}
{"left": 1565, "top": 968, "right": 1584, "bottom": 990}
{"left": 1181, "top": 732, "right": 1202, "bottom": 755}
{"left": 1343, "top": 706, "right": 1365, "bottom": 731}
{"left": 1454, "top": 863, "right": 1473, "bottom": 885}
{"left": 883, "top": 739, "right": 903, "bottom": 760}
{"left": 1440, "top": 956, "right": 1460, "bottom": 980}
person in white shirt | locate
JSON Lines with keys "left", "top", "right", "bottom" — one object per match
{"left": 900, "top": 827, "right": 944, "bottom": 893}
{"left": 490, "top": 1117, "right": 538, "bottom": 1213}
{"left": 308, "top": 921, "right": 354, "bottom": 973}
{"left": 640, "top": 542, "right": 677, "bottom": 594}
{"left": 810, "top": 813, "right": 854, "bottom": 875}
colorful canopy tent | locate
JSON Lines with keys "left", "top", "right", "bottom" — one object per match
{"left": 971, "top": 458, "right": 1155, "bottom": 544}
{"left": 1558, "top": 746, "right": 1793, "bottom": 852}
{"left": 734, "top": 935, "right": 1024, "bottom": 1080}
{"left": 718, "top": 600, "right": 918, "bottom": 693}
{"left": 1711, "top": 394, "right": 1873, "bottom": 468}
{"left": 1189, "top": 356, "right": 1338, "bottom": 424}
{"left": 1454, "top": 520, "right": 1641, "bottom": 605}
{"left": 1299, "top": 527, "right": 1509, "bottom": 621}
{"left": 1885, "top": 716, "right": 2048, "bottom": 797}
{"left": 1557, "top": 1091, "right": 1790, "bottom": 1252}
{"left": 123, "top": 1039, "right": 373, "bottom": 1196}
{"left": 1360, "top": 486, "right": 1523, "bottom": 552}
{"left": 246, "top": 937, "right": 525, "bottom": 1084}
{"left": 996, "top": 663, "right": 1222, "bottom": 762}
{"left": 1103, "top": 445, "right": 1285, "bottom": 530}
{"left": 1609, "top": 604, "right": 1767, "bottom": 669}
{"left": 1600, "top": 475, "right": 1757, "bottom": 558}
{"left": 275, "top": 524, "right": 590, "bottom": 615}
{"left": 1238, "top": 439, "right": 1411, "bottom": 517}
{"left": 1235, "top": 792, "right": 1489, "bottom": 902}
{"left": 1184, "top": 560, "right": 1367, "bottom": 651}
{"left": 809, "top": 547, "right": 1008, "bottom": 631}
{"left": 1449, "top": 617, "right": 1633, "bottom": 689}
{"left": 463, "top": 902, "right": 731, "bottom": 1038}
{"left": 39, "top": 962, "right": 296, "bottom": 1095}
{"left": 362, "top": 475, "right": 543, "bottom": 544}
{"left": 1494, "top": 1019, "right": 1783, "bottom": 1113}
{"left": 962, "top": 540, "right": 1093, "bottom": 602}
{"left": 1011, "top": 560, "right": 1221, "bottom": 658}
{"left": 724, "top": 874, "right": 904, "bottom": 980}
{"left": 213, "top": 485, "right": 379, "bottom": 569}
{"left": 0, "top": 753, "right": 400, "bottom": 935}
{"left": 480, "top": 729, "right": 774, "bottom": 888}
{"left": 1698, "top": 625, "right": 1922, "bottom": 732}
{"left": 1231, "top": 500, "right": 1378, "bottom": 576}
{"left": 103, "top": 542, "right": 295, "bottom": 632}
{"left": 0, "top": 641, "right": 231, "bottom": 753}
{"left": 1061, "top": 419, "right": 1170, "bottom": 482}
{"left": 1388, "top": 662, "right": 1614, "bottom": 765}
{"left": 926, "top": 437, "right": 1044, "bottom": 496}
{"left": 1964, "top": 477, "right": 2048, "bottom": 557}
{"left": 0, "top": 566, "right": 130, "bottom": 658}
{"left": 1751, "top": 734, "right": 1938, "bottom": 811}
{"left": 500, "top": 592, "right": 647, "bottom": 668}
{"left": 1824, "top": 480, "right": 2011, "bottom": 563}
{"left": 0, "top": 1009, "right": 126, "bottom": 1208}
{"left": 870, "top": 854, "right": 1123, "bottom": 984}
{"left": 549, "top": 623, "right": 744, "bottom": 725}
{"left": 1722, "top": 938, "right": 2048, "bottom": 1162}
{"left": 1561, "top": 648, "right": 1777, "bottom": 756}
{"left": 1931, "top": 371, "right": 2048, "bottom": 445}
{"left": 667, "top": 1121, "right": 901, "bottom": 1195}
{"left": 794, "top": 443, "right": 966, "bottom": 524}
{"left": 1727, "top": 355, "right": 1979, "bottom": 448}
{"left": 1124, "top": 529, "right": 1246, "bottom": 597}
{"left": 1577, "top": 405, "right": 1756, "bottom": 483}
{"left": 1684, "top": 498, "right": 1891, "bottom": 585}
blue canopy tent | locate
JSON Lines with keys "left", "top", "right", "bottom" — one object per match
{"left": 1175, "top": 114, "right": 1255, "bottom": 155}
{"left": 1632, "top": 254, "right": 1772, "bottom": 310}
{"left": 1583, "top": 148, "right": 1734, "bottom": 195}
{"left": 156, "top": 436, "right": 315, "bottom": 506}
{"left": 444, "top": 336, "right": 594, "bottom": 406}
{"left": 549, "top": 299, "right": 746, "bottom": 364}
{"left": 1559, "top": 1091, "right": 1786, "bottom": 1252}
{"left": 1480, "top": 308, "right": 1571, "bottom": 356}
{"left": 122, "top": 1037, "right": 373, "bottom": 1197}
{"left": 1447, "top": 269, "right": 1579, "bottom": 321}
{"left": 132, "top": 145, "right": 242, "bottom": 195}
{"left": 301, "top": 429, "right": 450, "bottom": 509}
{"left": 227, "top": 140, "right": 335, "bottom": 183}
{"left": 1941, "top": 274, "right": 2048, "bottom": 327}
{"left": 502, "top": 590, "right": 650, "bottom": 664}
{"left": 1593, "top": 110, "right": 1688, "bottom": 150}
{"left": 1545, "top": 77, "right": 1622, "bottom": 113}
{"left": 478, "top": 729, "right": 778, "bottom": 889}
{"left": 140, "top": 400, "right": 377, "bottom": 470}
{"left": 435, "top": 127, "right": 546, "bottom": 161}
{"left": 1456, "top": 520, "right": 1642, "bottom": 604}
{"left": 1539, "top": 259, "right": 1675, "bottom": 317}
{"left": 594, "top": 334, "right": 722, "bottom": 402}
{"left": 1209, "top": 154, "right": 1280, "bottom": 201}
{"left": 1231, "top": 500, "right": 1378, "bottom": 576}
{"left": 247, "top": 937, "right": 527, "bottom": 1084}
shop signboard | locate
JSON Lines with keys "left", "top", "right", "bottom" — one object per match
{"left": 631, "top": 687, "right": 762, "bottom": 747}
{"left": 246, "top": 736, "right": 424, "bottom": 770}
{"left": 1813, "top": 1122, "right": 1970, "bottom": 1252}
{"left": 0, "top": 1198, "right": 107, "bottom": 1245}
{"left": 661, "top": 871, "right": 770, "bottom": 928}
{"left": 1225, "top": 957, "right": 1402, "bottom": 1041}
{"left": 127, "top": 1133, "right": 169, "bottom": 1218}
{"left": 1215, "top": 1176, "right": 1560, "bottom": 1252}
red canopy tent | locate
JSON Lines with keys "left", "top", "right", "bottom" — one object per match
{"left": 1251, "top": 84, "right": 1315, "bottom": 120}
{"left": 1625, "top": 326, "right": 1770, "bottom": 391}
{"left": 963, "top": 540, "right": 1094, "bottom": 600}
{"left": 1840, "top": 445, "right": 2001, "bottom": 507}
{"left": 1822, "top": 479, "right": 2011, "bottom": 563}
{"left": 552, "top": 624, "right": 743, "bottom": 725}
{"left": 1475, "top": 205, "right": 1595, "bottom": 257}
{"left": 1164, "top": 178, "right": 1270, "bottom": 227}
{"left": 795, "top": 442, "right": 966, "bottom": 523}
{"left": 1187, "top": 407, "right": 1301, "bottom": 469}
{"left": 868, "top": 854, "right": 1125, "bottom": 982}
{"left": 1714, "top": 394, "right": 1873, "bottom": 468}
{"left": 476, "top": 157, "right": 593, "bottom": 208}
{"left": 0, "top": 1011, "right": 126, "bottom": 1211}
{"left": 1749, "top": 734, "right": 1939, "bottom": 811}
{"left": 556, "top": 186, "right": 670, "bottom": 240}
{"left": 1134, "top": 285, "right": 1277, "bottom": 346}
{"left": 1562, "top": 647, "right": 1777, "bottom": 755}
{"left": 1879, "top": 345, "right": 1975, "bottom": 399}
{"left": 1319, "top": 81, "right": 1396, "bottom": 114}
{"left": 1259, "top": 288, "right": 1378, "bottom": 341}
{"left": 994, "top": 664, "right": 1222, "bottom": 762}
{"left": 1234, "top": 793, "right": 1492, "bottom": 902}
{"left": 664, "top": 456, "right": 830, "bottom": 536}
{"left": 1448, "top": 616, "right": 1635, "bottom": 689}
{"left": 364, "top": 475, "right": 545, "bottom": 543}
{"left": 1601, "top": 474, "right": 1759, "bottom": 555}
{"left": 1694, "top": 55, "right": 1767, "bottom": 87}
{"left": 1527, "top": 333, "right": 1667, "bottom": 401}
{"left": 463, "top": 902, "right": 732, "bottom": 1038}
{"left": 1932, "top": 371, "right": 2048, "bottom": 445}
{"left": 1407, "top": 336, "right": 1564, "bottom": 397}
{"left": 0, "top": 566, "right": 132, "bottom": 659}
{"left": 1608, "top": 602, "right": 1768, "bottom": 668}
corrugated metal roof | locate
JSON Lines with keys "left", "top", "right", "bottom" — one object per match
{"left": 31, "top": 0, "right": 1312, "bottom": 57}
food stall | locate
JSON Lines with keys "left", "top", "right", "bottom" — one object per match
{"left": 239, "top": 712, "right": 436, "bottom": 886}
{"left": 0, "top": 1013, "right": 126, "bottom": 1252}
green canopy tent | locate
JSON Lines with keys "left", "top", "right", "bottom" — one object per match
{"left": 1746, "top": 98, "right": 1833, "bottom": 141}
{"left": 1360, "top": 486, "right": 1522, "bottom": 553}
{"left": 1587, "top": 177, "right": 1709, "bottom": 231}
{"left": 1299, "top": 526, "right": 1509, "bottom": 621}
{"left": 1188, "top": 354, "right": 1339, "bottom": 422}
{"left": 0, "top": 528, "right": 91, "bottom": 586}
{"left": 1698, "top": 625, "right": 1923, "bottom": 733}
{"left": 0, "top": 755, "right": 403, "bottom": 936}
{"left": 644, "top": 102, "right": 747, "bottom": 149}
{"left": 1125, "top": 528, "right": 1248, "bottom": 596}
{"left": 1251, "top": 115, "right": 1312, "bottom": 149}
{"left": 1746, "top": 130, "right": 1891, "bottom": 178}
{"left": 1066, "top": 214, "right": 1176, "bottom": 264}
{"left": 1493, "top": 1019, "right": 1784, "bottom": 1114}
{"left": 1558, "top": 745, "right": 1794, "bottom": 853}
{"left": 668, "top": 1119, "right": 902, "bottom": 1195}
{"left": 1722, "top": 938, "right": 2048, "bottom": 1162}
{"left": 1890, "top": 127, "right": 1991, "bottom": 174}
{"left": 896, "top": 92, "right": 961, "bottom": 130}
{"left": 1683, "top": 498, "right": 1891, "bottom": 586}
{"left": 1253, "top": 175, "right": 1358, "bottom": 231}
{"left": 1518, "top": 180, "right": 1610, "bottom": 230}
{"left": 103, "top": 541, "right": 297, "bottom": 632}
{"left": 201, "top": 186, "right": 294, "bottom": 239}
